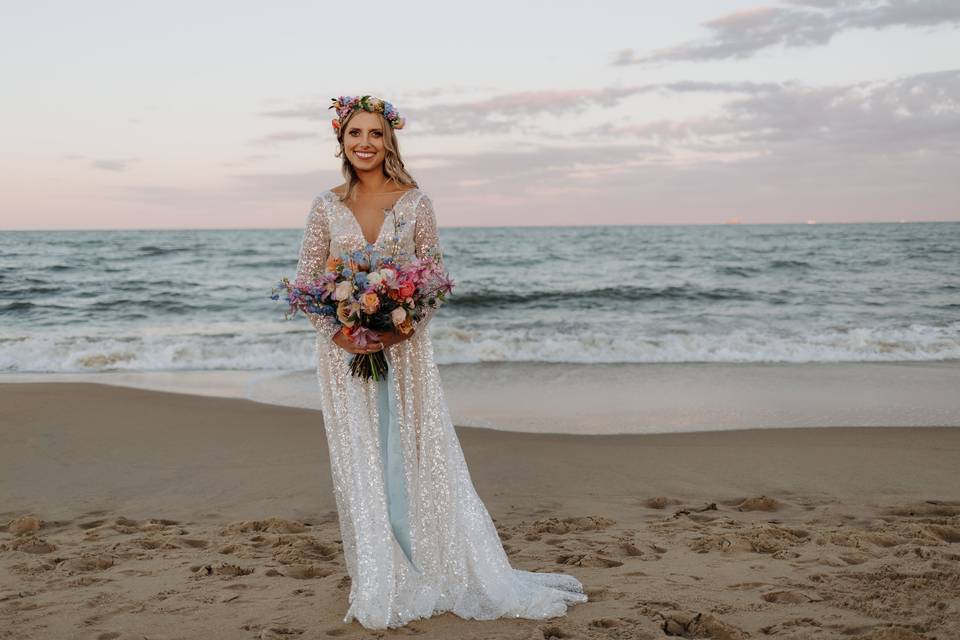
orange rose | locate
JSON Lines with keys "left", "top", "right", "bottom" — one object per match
{"left": 326, "top": 256, "right": 342, "bottom": 270}
{"left": 337, "top": 301, "right": 357, "bottom": 327}
{"left": 359, "top": 291, "right": 380, "bottom": 314}
{"left": 398, "top": 282, "right": 415, "bottom": 298}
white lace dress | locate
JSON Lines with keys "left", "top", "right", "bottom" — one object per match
{"left": 294, "top": 187, "right": 588, "bottom": 629}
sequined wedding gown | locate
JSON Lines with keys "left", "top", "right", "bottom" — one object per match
{"left": 294, "top": 188, "right": 588, "bottom": 629}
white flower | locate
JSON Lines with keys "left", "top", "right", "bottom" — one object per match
{"left": 332, "top": 280, "right": 353, "bottom": 301}
{"left": 379, "top": 268, "right": 398, "bottom": 286}
{"left": 390, "top": 306, "right": 407, "bottom": 325}
{"left": 366, "top": 272, "right": 383, "bottom": 286}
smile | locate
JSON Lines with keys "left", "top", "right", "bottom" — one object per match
{"left": 355, "top": 151, "right": 375, "bottom": 159}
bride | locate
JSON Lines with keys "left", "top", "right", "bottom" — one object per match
{"left": 294, "top": 95, "right": 588, "bottom": 629}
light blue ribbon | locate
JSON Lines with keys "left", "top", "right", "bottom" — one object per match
{"left": 347, "top": 349, "right": 417, "bottom": 570}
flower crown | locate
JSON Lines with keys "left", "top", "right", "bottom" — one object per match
{"left": 329, "top": 95, "right": 405, "bottom": 134}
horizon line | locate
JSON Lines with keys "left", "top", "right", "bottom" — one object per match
{"left": 2, "top": 219, "right": 958, "bottom": 233}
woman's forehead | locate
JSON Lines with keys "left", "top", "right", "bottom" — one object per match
{"left": 348, "top": 111, "right": 383, "bottom": 128}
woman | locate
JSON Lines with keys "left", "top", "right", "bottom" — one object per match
{"left": 294, "top": 95, "right": 588, "bottom": 629}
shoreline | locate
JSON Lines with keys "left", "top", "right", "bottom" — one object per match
{"left": 2, "top": 382, "right": 958, "bottom": 638}
{"left": 2, "top": 359, "right": 959, "bottom": 435}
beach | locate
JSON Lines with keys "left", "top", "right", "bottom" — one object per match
{"left": 4, "top": 1, "right": 958, "bottom": 635}
{"left": 2, "top": 381, "right": 959, "bottom": 639}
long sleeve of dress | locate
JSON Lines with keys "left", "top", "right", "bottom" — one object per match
{"left": 295, "top": 195, "right": 340, "bottom": 340}
{"left": 411, "top": 193, "right": 444, "bottom": 334}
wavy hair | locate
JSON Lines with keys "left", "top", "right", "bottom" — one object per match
{"left": 333, "top": 110, "right": 418, "bottom": 203}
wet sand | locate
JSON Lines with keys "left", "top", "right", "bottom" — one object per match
{"left": 4, "top": 359, "right": 959, "bottom": 434}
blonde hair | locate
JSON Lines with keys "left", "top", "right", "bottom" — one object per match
{"left": 334, "top": 110, "right": 418, "bottom": 202}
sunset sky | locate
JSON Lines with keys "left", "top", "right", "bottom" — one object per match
{"left": 1, "top": 1, "right": 958, "bottom": 230}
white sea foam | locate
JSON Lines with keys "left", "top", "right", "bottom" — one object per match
{"left": 1, "top": 321, "right": 958, "bottom": 373}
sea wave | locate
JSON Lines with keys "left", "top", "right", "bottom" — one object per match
{"left": 1, "top": 322, "right": 957, "bottom": 373}
{"left": 450, "top": 284, "right": 764, "bottom": 308}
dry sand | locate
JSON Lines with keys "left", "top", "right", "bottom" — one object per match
{"left": 1, "top": 382, "right": 959, "bottom": 639}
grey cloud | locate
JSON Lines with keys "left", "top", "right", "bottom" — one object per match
{"left": 411, "top": 70, "right": 960, "bottom": 224}
{"left": 124, "top": 71, "right": 958, "bottom": 224}
{"left": 260, "top": 105, "right": 326, "bottom": 121}
{"left": 91, "top": 158, "right": 138, "bottom": 172}
{"left": 594, "top": 70, "right": 960, "bottom": 158}
{"left": 260, "top": 84, "right": 777, "bottom": 138}
{"left": 64, "top": 154, "right": 139, "bottom": 172}
{"left": 248, "top": 131, "right": 322, "bottom": 146}
{"left": 118, "top": 170, "right": 339, "bottom": 209}
{"left": 373, "top": 84, "right": 775, "bottom": 135}
{"left": 620, "top": 0, "right": 960, "bottom": 64}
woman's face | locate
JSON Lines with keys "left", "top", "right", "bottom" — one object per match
{"left": 342, "top": 111, "right": 386, "bottom": 170}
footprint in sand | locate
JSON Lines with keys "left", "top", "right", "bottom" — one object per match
{"left": 191, "top": 562, "right": 253, "bottom": 578}
{"left": 761, "top": 589, "right": 823, "bottom": 603}
{"left": 3, "top": 515, "right": 44, "bottom": 535}
{"left": 556, "top": 552, "right": 623, "bottom": 568}
{"left": 588, "top": 617, "right": 621, "bottom": 629}
{"left": 925, "top": 524, "right": 960, "bottom": 543}
{"left": 220, "top": 517, "right": 308, "bottom": 535}
{"left": 57, "top": 554, "right": 117, "bottom": 574}
{"left": 884, "top": 502, "right": 960, "bottom": 518}
{"left": 644, "top": 496, "right": 675, "bottom": 509}
{"left": 177, "top": 537, "right": 209, "bottom": 549}
{"left": 760, "top": 617, "right": 823, "bottom": 635}
{"left": 2, "top": 536, "right": 56, "bottom": 554}
{"left": 525, "top": 515, "right": 616, "bottom": 536}
{"left": 538, "top": 623, "right": 576, "bottom": 639}
{"left": 259, "top": 625, "right": 305, "bottom": 638}
{"left": 277, "top": 564, "right": 334, "bottom": 579}
{"left": 658, "top": 611, "right": 748, "bottom": 640}
{"left": 735, "top": 495, "right": 780, "bottom": 511}
{"left": 726, "top": 581, "right": 767, "bottom": 590}
{"left": 743, "top": 523, "right": 810, "bottom": 553}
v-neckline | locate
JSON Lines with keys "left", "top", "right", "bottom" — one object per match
{"left": 332, "top": 187, "right": 418, "bottom": 246}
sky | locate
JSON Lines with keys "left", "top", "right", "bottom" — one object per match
{"left": 1, "top": 0, "right": 958, "bottom": 230}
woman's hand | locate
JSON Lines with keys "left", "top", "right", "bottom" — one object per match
{"left": 332, "top": 329, "right": 383, "bottom": 354}
{"left": 331, "top": 327, "right": 414, "bottom": 353}
{"left": 374, "top": 327, "right": 415, "bottom": 349}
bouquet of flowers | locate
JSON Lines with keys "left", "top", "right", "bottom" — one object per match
{"left": 271, "top": 244, "right": 454, "bottom": 380}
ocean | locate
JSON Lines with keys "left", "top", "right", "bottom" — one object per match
{"left": 1, "top": 221, "right": 958, "bottom": 374}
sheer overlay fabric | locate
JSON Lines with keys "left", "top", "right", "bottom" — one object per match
{"left": 294, "top": 188, "right": 587, "bottom": 629}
